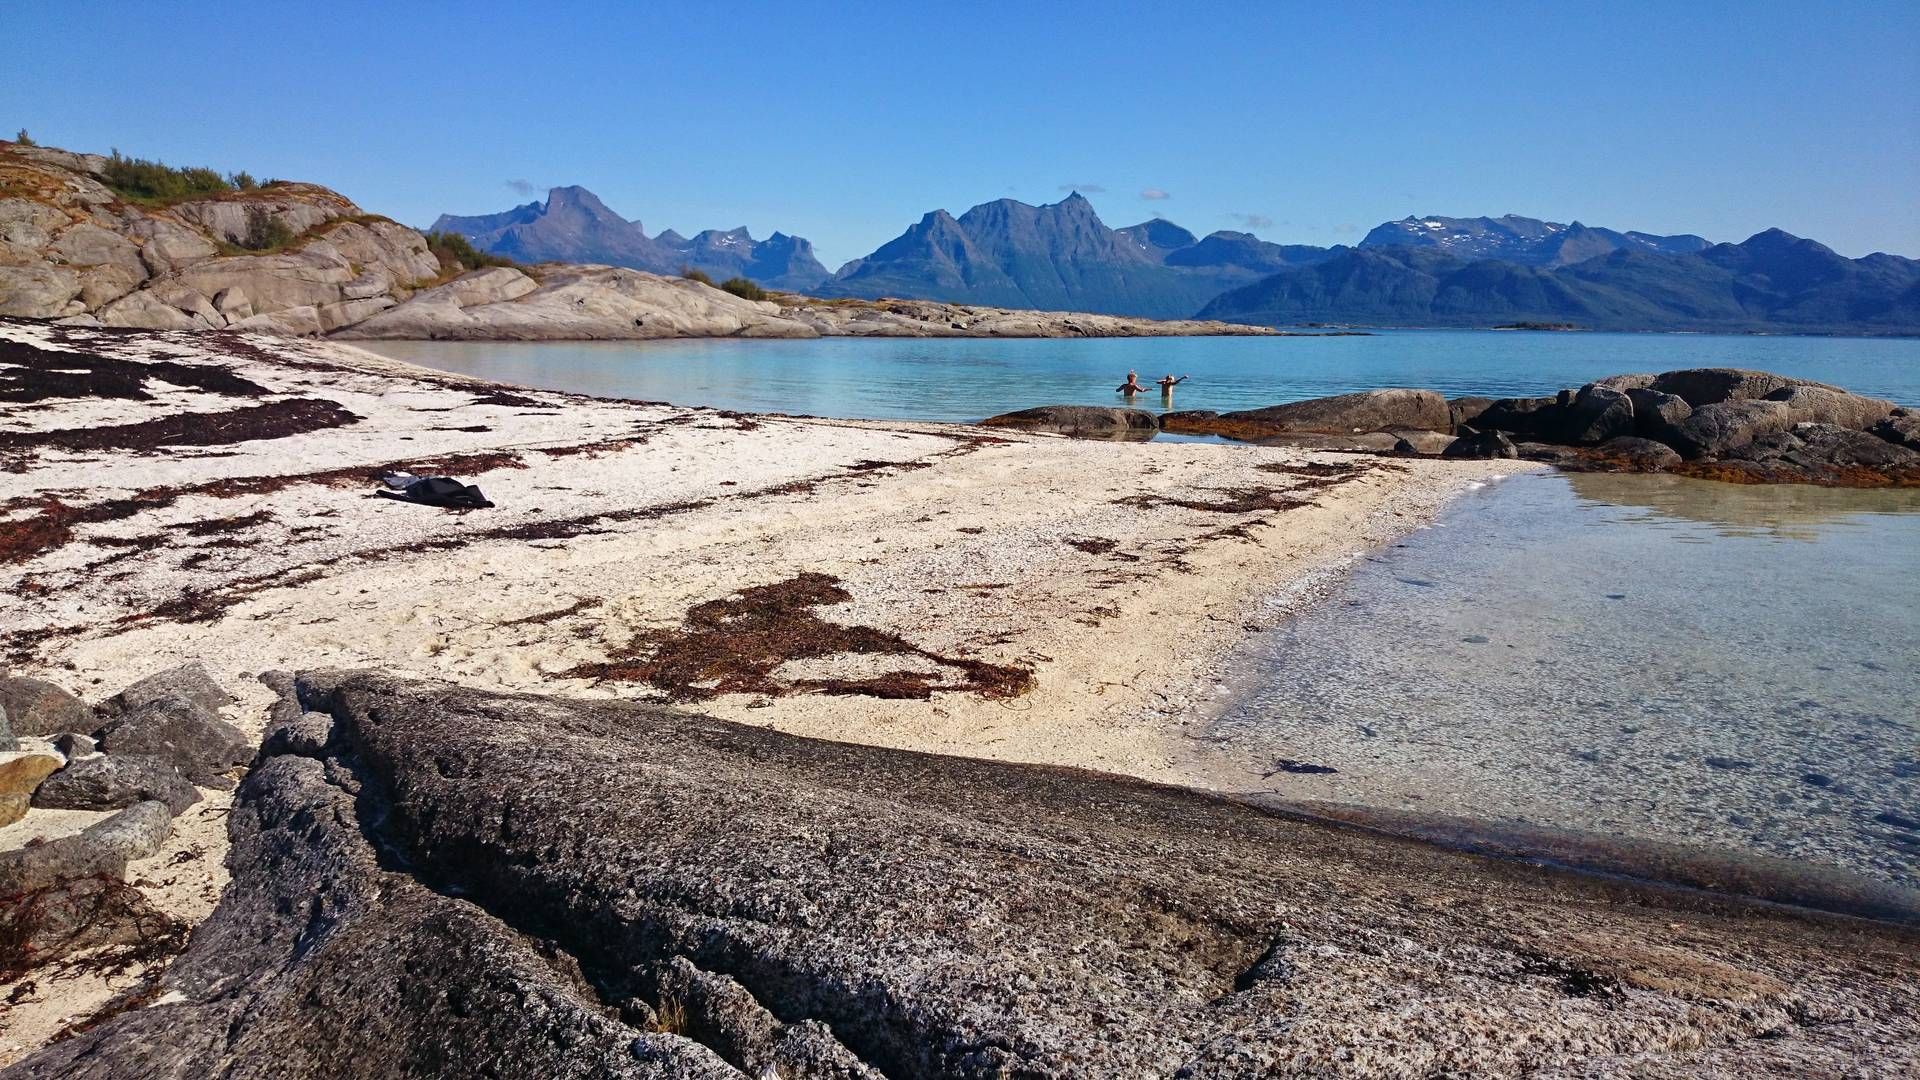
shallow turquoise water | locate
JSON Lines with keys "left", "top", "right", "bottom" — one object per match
{"left": 1198, "top": 472, "right": 1920, "bottom": 887}
{"left": 363, "top": 329, "right": 1920, "bottom": 423}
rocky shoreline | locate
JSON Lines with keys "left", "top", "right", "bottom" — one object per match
{"left": 1, "top": 142, "right": 1272, "bottom": 343}
{"left": 7, "top": 671, "right": 1917, "bottom": 1077}
{"left": 984, "top": 367, "right": 1920, "bottom": 487}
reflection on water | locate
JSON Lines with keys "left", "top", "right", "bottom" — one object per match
{"left": 1197, "top": 471, "right": 1920, "bottom": 888}
{"left": 1564, "top": 472, "right": 1920, "bottom": 541}
{"left": 361, "top": 329, "right": 1920, "bottom": 423}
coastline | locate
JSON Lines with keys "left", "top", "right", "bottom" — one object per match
{"left": 0, "top": 322, "right": 1532, "bottom": 1060}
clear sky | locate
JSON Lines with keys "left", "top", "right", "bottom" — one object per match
{"left": 5, "top": 1, "right": 1916, "bottom": 266}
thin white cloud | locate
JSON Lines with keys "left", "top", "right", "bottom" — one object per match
{"left": 1229, "top": 212, "right": 1274, "bottom": 230}
{"left": 1140, "top": 187, "right": 1171, "bottom": 200}
{"left": 505, "top": 179, "right": 537, "bottom": 196}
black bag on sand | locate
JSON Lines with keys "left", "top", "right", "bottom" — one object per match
{"left": 375, "top": 475, "right": 495, "bottom": 509}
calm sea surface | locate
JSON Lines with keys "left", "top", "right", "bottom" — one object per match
{"left": 364, "top": 331, "right": 1920, "bottom": 895}
{"left": 1192, "top": 472, "right": 1920, "bottom": 890}
{"left": 360, "top": 329, "right": 1920, "bottom": 422}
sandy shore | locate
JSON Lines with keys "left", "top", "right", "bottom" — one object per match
{"left": 0, "top": 320, "right": 1531, "bottom": 1058}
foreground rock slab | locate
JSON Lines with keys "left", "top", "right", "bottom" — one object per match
{"left": 14, "top": 672, "right": 1916, "bottom": 1078}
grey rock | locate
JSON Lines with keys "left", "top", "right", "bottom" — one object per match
{"left": 50, "top": 732, "right": 96, "bottom": 759}
{"left": 1668, "top": 399, "right": 1797, "bottom": 457}
{"left": 96, "top": 697, "right": 251, "bottom": 789}
{"left": 1557, "top": 385, "right": 1636, "bottom": 444}
{"left": 0, "top": 701, "right": 11, "bottom": 754}
{"left": 32, "top": 753, "right": 202, "bottom": 816}
{"left": 101, "top": 661, "right": 235, "bottom": 719}
{"left": 1593, "top": 436, "right": 1683, "bottom": 470}
{"left": 0, "top": 677, "right": 92, "bottom": 737}
{"left": 1468, "top": 396, "right": 1564, "bottom": 437}
{"left": 978, "top": 404, "right": 1158, "bottom": 438}
{"left": 1588, "top": 372, "right": 1658, "bottom": 393}
{"left": 1446, "top": 395, "right": 1496, "bottom": 430}
{"left": 0, "top": 264, "right": 82, "bottom": 317}
{"left": 1219, "top": 388, "right": 1451, "bottom": 434}
{"left": 1649, "top": 367, "right": 1841, "bottom": 407}
{"left": 1442, "top": 429, "right": 1519, "bottom": 459}
{"left": 17, "top": 670, "right": 1916, "bottom": 1078}
{"left": 1626, "top": 388, "right": 1693, "bottom": 441}
{"left": 1871, "top": 409, "right": 1920, "bottom": 451}
{"left": 1729, "top": 425, "right": 1920, "bottom": 469}
{"left": 94, "top": 288, "right": 204, "bottom": 330}
{"left": 1762, "top": 384, "right": 1898, "bottom": 430}
{"left": 0, "top": 800, "right": 173, "bottom": 896}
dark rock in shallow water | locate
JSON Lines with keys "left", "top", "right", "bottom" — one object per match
{"left": 1446, "top": 396, "right": 1496, "bottom": 430}
{"left": 979, "top": 404, "right": 1158, "bottom": 438}
{"left": 1471, "top": 396, "right": 1564, "bottom": 437}
{"left": 96, "top": 696, "right": 252, "bottom": 788}
{"left": 0, "top": 676, "right": 92, "bottom": 737}
{"left": 16, "top": 671, "right": 1920, "bottom": 1078}
{"left": 1557, "top": 385, "right": 1637, "bottom": 445}
{"left": 1627, "top": 388, "right": 1692, "bottom": 441}
{"left": 32, "top": 753, "right": 202, "bottom": 816}
{"left": 1729, "top": 424, "right": 1920, "bottom": 469}
{"left": 1442, "top": 429, "right": 1518, "bottom": 459}
{"left": 1668, "top": 399, "right": 1797, "bottom": 457}
{"left": 1871, "top": 408, "right": 1920, "bottom": 451}
{"left": 1592, "top": 436, "right": 1683, "bottom": 470}
{"left": 1220, "top": 388, "right": 1450, "bottom": 434}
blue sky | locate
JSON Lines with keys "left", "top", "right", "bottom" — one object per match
{"left": 5, "top": 1, "right": 1916, "bottom": 266}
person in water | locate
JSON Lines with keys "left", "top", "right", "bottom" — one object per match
{"left": 1157, "top": 373, "right": 1189, "bottom": 401}
{"left": 1116, "top": 370, "right": 1149, "bottom": 397}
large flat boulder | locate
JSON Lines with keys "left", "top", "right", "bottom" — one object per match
{"left": 979, "top": 404, "right": 1158, "bottom": 438}
{"left": 1763, "top": 384, "right": 1898, "bottom": 430}
{"left": 16, "top": 671, "right": 1917, "bottom": 1078}
{"left": 1220, "top": 388, "right": 1450, "bottom": 433}
{"left": 1648, "top": 367, "right": 1842, "bottom": 407}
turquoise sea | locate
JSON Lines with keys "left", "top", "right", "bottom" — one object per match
{"left": 361, "top": 328, "right": 1920, "bottom": 422}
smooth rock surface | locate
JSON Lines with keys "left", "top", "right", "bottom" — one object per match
{"left": 978, "top": 404, "right": 1159, "bottom": 437}
{"left": 1219, "top": 388, "right": 1450, "bottom": 434}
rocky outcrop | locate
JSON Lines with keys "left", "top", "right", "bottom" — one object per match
{"left": 0, "top": 139, "right": 1279, "bottom": 343}
{"left": 979, "top": 404, "right": 1159, "bottom": 437}
{"left": 12, "top": 671, "right": 1917, "bottom": 1078}
{"left": 96, "top": 696, "right": 251, "bottom": 788}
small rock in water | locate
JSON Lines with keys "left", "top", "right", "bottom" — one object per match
{"left": 1604, "top": 593, "right": 1626, "bottom": 600}
{"left": 1703, "top": 756, "right": 1753, "bottom": 770}
{"left": 1397, "top": 577, "right": 1436, "bottom": 588}
{"left": 1875, "top": 811, "right": 1920, "bottom": 831}
{"left": 1571, "top": 749, "right": 1600, "bottom": 763}
{"left": 1461, "top": 635, "right": 1490, "bottom": 644}
{"left": 1801, "top": 773, "right": 1833, "bottom": 787}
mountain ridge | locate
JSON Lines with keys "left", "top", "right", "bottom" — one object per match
{"left": 429, "top": 187, "right": 831, "bottom": 291}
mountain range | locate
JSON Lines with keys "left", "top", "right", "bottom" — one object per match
{"left": 1357, "top": 214, "right": 1711, "bottom": 266}
{"left": 432, "top": 190, "right": 1919, "bottom": 334}
{"left": 428, "top": 187, "right": 831, "bottom": 291}
{"left": 1197, "top": 228, "right": 1920, "bottom": 334}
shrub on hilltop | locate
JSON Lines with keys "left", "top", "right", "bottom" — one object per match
{"left": 100, "top": 149, "right": 237, "bottom": 203}
{"left": 719, "top": 276, "right": 767, "bottom": 301}
{"left": 680, "top": 267, "right": 715, "bottom": 286}
{"left": 423, "top": 230, "right": 533, "bottom": 284}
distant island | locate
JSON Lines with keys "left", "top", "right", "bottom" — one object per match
{"left": 1492, "top": 321, "right": 1584, "bottom": 331}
